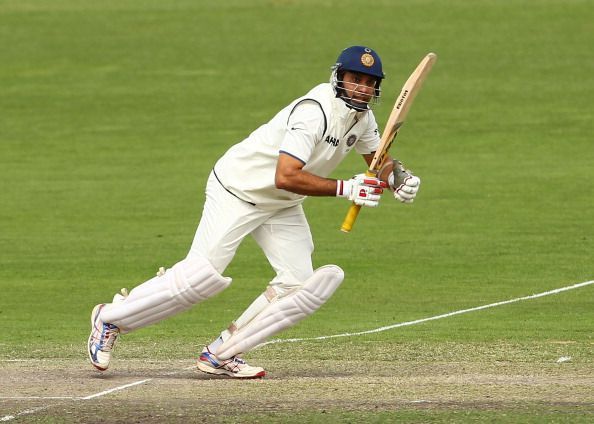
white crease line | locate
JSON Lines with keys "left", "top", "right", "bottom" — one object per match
{"left": 76, "top": 365, "right": 194, "bottom": 401}
{"left": 80, "top": 378, "right": 152, "bottom": 400}
{"left": 1, "top": 380, "right": 152, "bottom": 422}
{"left": 1, "top": 406, "right": 52, "bottom": 422}
{"left": 259, "top": 279, "right": 594, "bottom": 347}
{"left": 0, "top": 365, "right": 196, "bottom": 421}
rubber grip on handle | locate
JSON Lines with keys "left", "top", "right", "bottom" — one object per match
{"left": 340, "top": 204, "right": 362, "bottom": 233}
{"left": 340, "top": 169, "right": 376, "bottom": 233}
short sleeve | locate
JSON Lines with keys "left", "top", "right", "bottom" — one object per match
{"left": 355, "top": 111, "right": 381, "bottom": 154}
{"left": 279, "top": 100, "right": 326, "bottom": 164}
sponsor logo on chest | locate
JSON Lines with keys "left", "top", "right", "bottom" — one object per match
{"left": 325, "top": 135, "right": 339, "bottom": 146}
{"left": 325, "top": 134, "right": 358, "bottom": 148}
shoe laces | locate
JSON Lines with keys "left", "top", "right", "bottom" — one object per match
{"left": 98, "top": 324, "right": 119, "bottom": 352}
{"left": 233, "top": 356, "right": 246, "bottom": 365}
{"left": 219, "top": 356, "right": 246, "bottom": 373}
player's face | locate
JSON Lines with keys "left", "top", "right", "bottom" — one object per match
{"left": 341, "top": 71, "right": 377, "bottom": 105}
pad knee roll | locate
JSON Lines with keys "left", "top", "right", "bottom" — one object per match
{"left": 216, "top": 265, "right": 344, "bottom": 359}
{"left": 101, "top": 256, "right": 231, "bottom": 333}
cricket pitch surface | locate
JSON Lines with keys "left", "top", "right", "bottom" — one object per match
{"left": 2, "top": 344, "right": 593, "bottom": 423}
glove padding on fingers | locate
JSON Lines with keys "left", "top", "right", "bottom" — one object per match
{"left": 337, "top": 174, "right": 387, "bottom": 208}
{"left": 386, "top": 160, "right": 421, "bottom": 204}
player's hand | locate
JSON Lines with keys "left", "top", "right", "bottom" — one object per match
{"left": 337, "top": 174, "right": 387, "bottom": 207}
{"left": 389, "top": 161, "right": 420, "bottom": 203}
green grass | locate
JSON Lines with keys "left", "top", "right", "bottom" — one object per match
{"left": 1, "top": 0, "right": 593, "bottom": 422}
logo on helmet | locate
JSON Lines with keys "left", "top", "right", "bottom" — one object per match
{"left": 360, "top": 53, "right": 375, "bottom": 67}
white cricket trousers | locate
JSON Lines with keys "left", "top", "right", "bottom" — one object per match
{"left": 188, "top": 171, "right": 314, "bottom": 287}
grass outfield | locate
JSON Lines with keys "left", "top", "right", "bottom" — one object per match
{"left": 1, "top": 0, "right": 593, "bottom": 422}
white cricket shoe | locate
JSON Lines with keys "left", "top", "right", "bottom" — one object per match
{"left": 88, "top": 304, "right": 120, "bottom": 371}
{"left": 197, "top": 346, "right": 266, "bottom": 379}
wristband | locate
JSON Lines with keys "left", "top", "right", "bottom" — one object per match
{"left": 336, "top": 179, "right": 352, "bottom": 198}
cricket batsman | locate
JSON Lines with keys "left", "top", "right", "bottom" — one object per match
{"left": 88, "top": 45, "right": 421, "bottom": 378}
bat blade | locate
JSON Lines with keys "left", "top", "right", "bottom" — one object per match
{"left": 340, "top": 52, "right": 437, "bottom": 233}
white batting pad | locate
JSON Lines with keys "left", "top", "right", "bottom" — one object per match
{"left": 215, "top": 265, "right": 344, "bottom": 359}
{"left": 100, "top": 256, "right": 231, "bottom": 333}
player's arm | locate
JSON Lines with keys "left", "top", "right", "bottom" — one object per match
{"left": 275, "top": 153, "right": 337, "bottom": 196}
{"left": 275, "top": 100, "right": 333, "bottom": 196}
{"left": 275, "top": 153, "right": 386, "bottom": 207}
{"left": 276, "top": 101, "right": 385, "bottom": 205}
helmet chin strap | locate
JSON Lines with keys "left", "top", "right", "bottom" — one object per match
{"left": 339, "top": 94, "right": 370, "bottom": 111}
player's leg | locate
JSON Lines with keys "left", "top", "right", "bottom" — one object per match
{"left": 198, "top": 205, "right": 344, "bottom": 376}
{"left": 198, "top": 205, "right": 313, "bottom": 377}
{"left": 88, "top": 172, "right": 269, "bottom": 371}
{"left": 89, "top": 255, "right": 233, "bottom": 371}
{"left": 99, "top": 255, "right": 232, "bottom": 333}
{"left": 221, "top": 204, "right": 316, "bottom": 339}
{"left": 187, "top": 173, "right": 271, "bottom": 274}
{"left": 214, "top": 264, "right": 344, "bottom": 361}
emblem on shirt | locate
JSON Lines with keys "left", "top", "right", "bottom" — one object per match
{"left": 346, "top": 134, "right": 357, "bottom": 147}
{"left": 361, "top": 53, "right": 375, "bottom": 67}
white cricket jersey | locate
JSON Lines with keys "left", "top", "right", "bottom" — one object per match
{"left": 213, "top": 83, "right": 380, "bottom": 210}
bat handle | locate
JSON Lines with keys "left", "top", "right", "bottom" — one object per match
{"left": 340, "top": 203, "right": 362, "bottom": 233}
{"left": 340, "top": 169, "right": 377, "bottom": 233}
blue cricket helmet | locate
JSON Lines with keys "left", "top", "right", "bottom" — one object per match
{"left": 330, "top": 45, "right": 384, "bottom": 110}
{"left": 334, "top": 45, "right": 385, "bottom": 80}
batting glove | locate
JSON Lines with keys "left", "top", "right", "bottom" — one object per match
{"left": 337, "top": 174, "right": 387, "bottom": 208}
{"left": 388, "top": 160, "right": 421, "bottom": 203}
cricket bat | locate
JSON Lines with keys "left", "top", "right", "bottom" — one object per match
{"left": 340, "top": 52, "right": 437, "bottom": 233}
